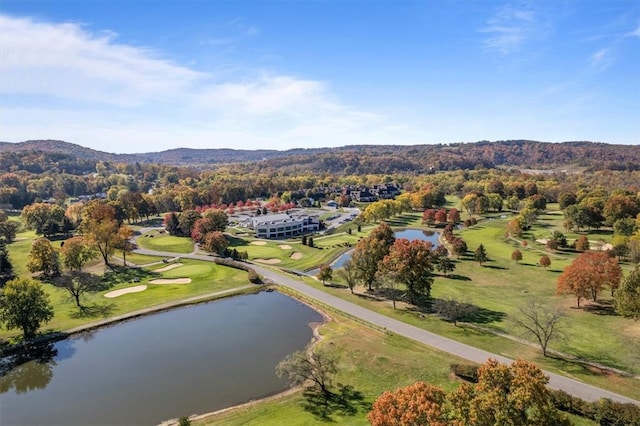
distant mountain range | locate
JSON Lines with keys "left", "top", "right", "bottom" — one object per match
{"left": 1, "top": 139, "right": 639, "bottom": 172}
{"left": 0, "top": 139, "right": 323, "bottom": 165}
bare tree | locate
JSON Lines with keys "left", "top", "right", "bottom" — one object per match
{"left": 338, "top": 259, "right": 357, "bottom": 294}
{"left": 511, "top": 297, "right": 564, "bottom": 357}
{"left": 276, "top": 347, "right": 338, "bottom": 399}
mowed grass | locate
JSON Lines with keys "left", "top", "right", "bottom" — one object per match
{"left": 0, "top": 258, "right": 253, "bottom": 340}
{"left": 200, "top": 309, "right": 596, "bottom": 426}
{"left": 227, "top": 231, "right": 368, "bottom": 271}
{"left": 301, "top": 273, "right": 640, "bottom": 401}
{"left": 137, "top": 230, "right": 194, "bottom": 253}
{"left": 455, "top": 218, "right": 640, "bottom": 374}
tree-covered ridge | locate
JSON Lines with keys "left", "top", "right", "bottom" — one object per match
{"left": 2, "top": 139, "right": 639, "bottom": 172}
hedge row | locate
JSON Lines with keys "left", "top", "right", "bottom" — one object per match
{"left": 213, "top": 258, "right": 262, "bottom": 284}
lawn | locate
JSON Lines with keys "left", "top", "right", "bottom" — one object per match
{"left": 137, "top": 230, "right": 194, "bottom": 253}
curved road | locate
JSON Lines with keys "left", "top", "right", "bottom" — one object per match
{"left": 134, "top": 247, "right": 639, "bottom": 405}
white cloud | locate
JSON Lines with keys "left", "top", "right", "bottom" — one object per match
{"left": 480, "top": 4, "right": 544, "bottom": 55}
{"left": 627, "top": 24, "right": 640, "bottom": 38}
{"left": 0, "top": 14, "right": 404, "bottom": 152}
{"left": 590, "top": 48, "right": 613, "bottom": 71}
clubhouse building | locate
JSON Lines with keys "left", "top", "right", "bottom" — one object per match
{"left": 240, "top": 213, "right": 320, "bottom": 239}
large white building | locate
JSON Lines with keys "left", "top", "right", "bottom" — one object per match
{"left": 241, "top": 213, "right": 320, "bottom": 239}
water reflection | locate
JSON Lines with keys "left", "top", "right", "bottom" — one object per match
{"left": 0, "top": 341, "right": 67, "bottom": 394}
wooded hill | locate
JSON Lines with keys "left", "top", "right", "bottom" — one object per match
{"left": 1, "top": 139, "right": 639, "bottom": 174}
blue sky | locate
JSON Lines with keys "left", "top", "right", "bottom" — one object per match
{"left": 0, "top": 1, "right": 638, "bottom": 153}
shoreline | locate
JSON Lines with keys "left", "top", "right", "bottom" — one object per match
{"left": 158, "top": 297, "right": 332, "bottom": 426}
{"left": 0, "top": 284, "right": 259, "bottom": 358}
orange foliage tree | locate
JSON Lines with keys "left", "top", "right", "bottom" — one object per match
{"left": 368, "top": 359, "right": 570, "bottom": 426}
{"left": 556, "top": 251, "right": 622, "bottom": 307}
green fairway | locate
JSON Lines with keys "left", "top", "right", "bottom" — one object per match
{"left": 137, "top": 230, "right": 194, "bottom": 253}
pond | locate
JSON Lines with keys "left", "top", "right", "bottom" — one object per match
{"left": 313, "top": 229, "right": 441, "bottom": 273}
{"left": 0, "top": 291, "right": 324, "bottom": 426}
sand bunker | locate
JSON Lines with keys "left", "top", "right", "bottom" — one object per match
{"left": 254, "top": 258, "right": 282, "bottom": 264}
{"left": 154, "top": 263, "right": 183, "bottom": 273}
{"left": 279, "top": 244, "right": 292, "bottom": 250}
{"left": 104, "top": 285, "right": 147, "bottom": 298}
{"left": 149, "top": 278, "right": 192, "bottom": 284}
{"left": 251, "top": 241, "right": 268, "bottom": 245}
{"left": 290, "top": 252, "right": 303, "bottom": 260}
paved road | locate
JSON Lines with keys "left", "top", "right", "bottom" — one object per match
{"left": 134, "top": 247, "right": 640, "bottom": 405}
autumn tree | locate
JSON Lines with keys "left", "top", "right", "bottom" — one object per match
{"left": 178, "top": 209, "right": 202, "bottom": 237}
{"left": 276, "top": 347, "right": 338, "bottom": 401}
{"left": 379, "top": 238, "right": 435, "bottom": 302}
{"left": 352, "top": 222, "right": 395, "bottom": 291}
{"left": 0, "top": 277, "right": 54, "bottom": 338}
{"left": 451, "top": 238, "right": 467, "bottom": 259}
{"left": 447, "top": 208, "right": 461, "bottom": 223}
{"left": 21, "top": 202, "right": 66, "bottom": 237}
{"left": 511, "top": 297, "right": 564, "bottom": 357}
{"left": 0, "top": 216, "right": 19, "bottom": 243}
{"left": 53, "top": 272, "right": 106, "bottom": 310}
{"left": 369, "top": 359, "right": 570, "bottom": 426}
{"left": 368, "top": 382, "right": 449, "bottom": 426}
{"left": 317, "top": 264, "right": 333, "bottom": 285}
{"left": 575, "top": 235, "right": 590, "bottom": 251}
{"left": 474, "top": 244, "right": 488, "bottom": 265}
{"left": 202, "top": 209, "right": 228, "bottom": 232}
{"left": 511, "top": 249, "right": 523, "bottom": 264}
{"left": 506, "top": 218, "right": 524, "bottom": 238}
{"left": 60, "top": 236, "right": 97, "bottom": 271}
{"left": 116, "top": 225, "right": 135, "bottom": 266}
{"left": 164, "top": 212, "right": 180, "bottom": 235}
{"left": 539, "top": 255, "right": 551, "bottom": 269}
{"left": 422, "top": 209, "right": 436, "bottom": 223}
{"left": 0, "top": 241, "right": 15, "bottom": 287}
{"left": 448, "top": 359, "right": 571, "bottom": 426}
{"left": 201, "top": 231, "right": 228, "bottom": 255}
{"left": 434, "top": 208, "right": 447, "bottom": 223}
{"left": 556, "top": 251, "right": 622, "bottom": 307}
{"left": 27, "top": 237, "right": 60, "bottom": 279}
{"left": 79, "top": 202, "right": 120, "bottom": 269}
{"left": 614, "top": 265, "right": 640, "bottom": 319}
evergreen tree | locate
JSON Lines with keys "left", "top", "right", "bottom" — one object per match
{"left": 474, "top": 244, "right": 488, "bottom": 264}
{"left": 0, "top": 241, "right": 15, "bottom": 287}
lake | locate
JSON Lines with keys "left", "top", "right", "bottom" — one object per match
{"left": 323, "top": 229, "right": 442, "bottom": 271}
{"left": 0, "top": 291, "right": 324, "bottom": 426}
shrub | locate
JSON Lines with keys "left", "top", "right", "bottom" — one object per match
{"left": 450, "top": 363, "right": 479, "bottom": 383}
{"left": 247, "top": 269, "right": 262, "bottom": 284}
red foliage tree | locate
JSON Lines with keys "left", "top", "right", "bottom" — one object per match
{"left": 422, "top": 209, "right": 436, "bottom": 223}
{"left": 447, "top": 208, "right": 461, "bottom": 223}
{"left": 434, "top": 208, "right": 447, "bottom": 223}
{"left": 556, "top": 251, "right": 622, "bottom": 307}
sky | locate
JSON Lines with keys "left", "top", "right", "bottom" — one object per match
{"left": 0, "top": 1, "right": 639, "bottom": 153}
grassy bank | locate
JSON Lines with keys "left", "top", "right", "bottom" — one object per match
{"left": 0, "top": 257, "right": 252, "bottom": 341}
